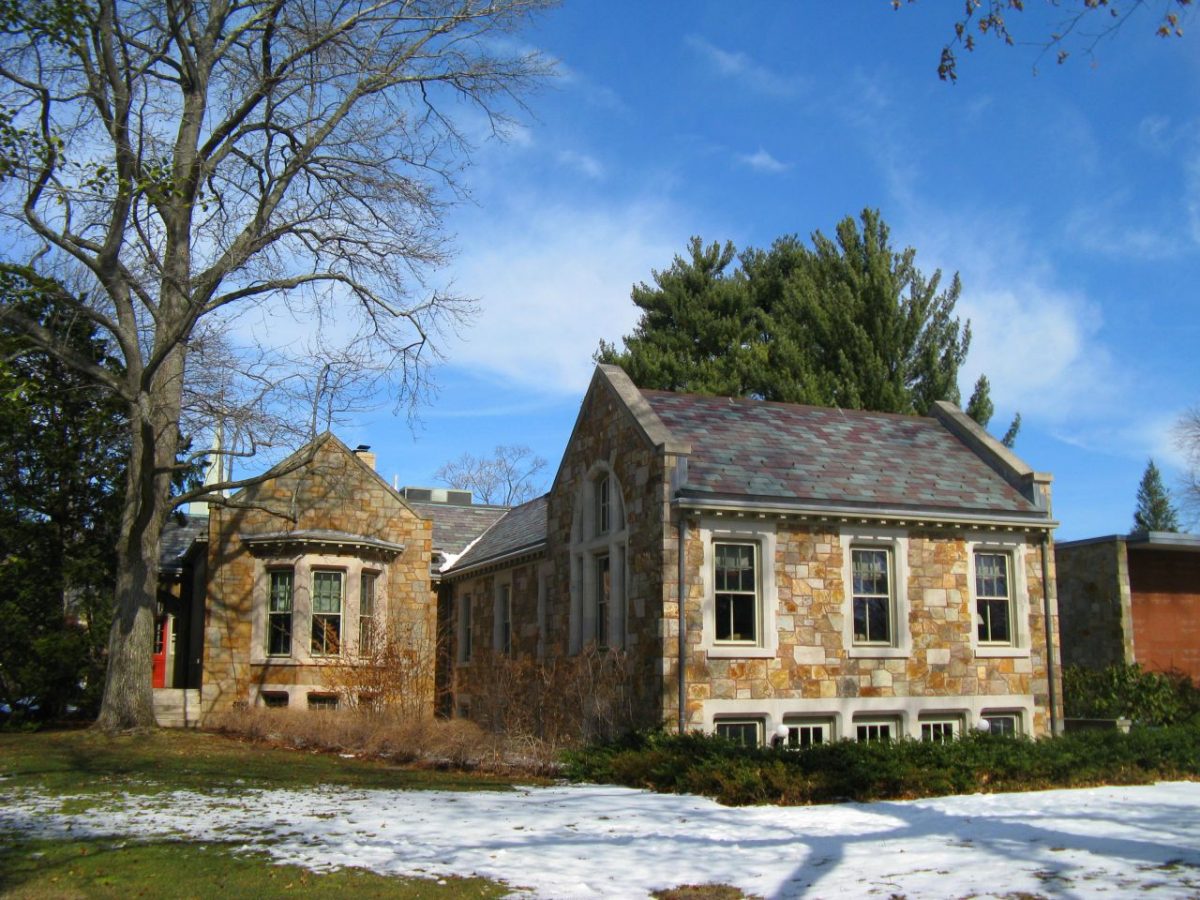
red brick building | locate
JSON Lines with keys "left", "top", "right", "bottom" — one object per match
{"left": 1056, "top": 532, "right": 1200, "bottom": 681}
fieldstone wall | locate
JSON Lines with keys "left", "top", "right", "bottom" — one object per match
{"left": 540, "top": 375, "right": 674, "bottom": 729}
{"left": 680, "top": 522, "right": 1061, "bottom": 737}
{"left": 1055, "top": 539, "right": 1132, "bottom": 670}
{"left": 200, "top": 436, "right": 433, "bottom": 718}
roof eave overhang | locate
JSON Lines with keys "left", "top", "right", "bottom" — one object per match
{"left": 672, "top": 494, "right": 1057, "bottom": 533}
{"left": 241, "top": 531, "right": 406, "bottom": 559}
{"left": 441, "top": 542, "right": 547, "bottom": 582}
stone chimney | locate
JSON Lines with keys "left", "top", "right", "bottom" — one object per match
{"left": 353, "top": 444, "right": 376, "bottom": 470}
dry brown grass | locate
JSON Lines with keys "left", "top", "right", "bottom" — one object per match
{"left": 207, "top": 706, "right": 561, "bottom": 773}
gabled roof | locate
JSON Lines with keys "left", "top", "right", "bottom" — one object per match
{"left": 443, "top": 495, "right": 547, "bottom": 578}
{"left": 642, "top": 389, "right": 1045, "bottom": 520}
{"left": 159, "top": 513, "right": 209, "bottom": 574}
{"left": 404, "top": 500, "right": 508, "bottom": 557}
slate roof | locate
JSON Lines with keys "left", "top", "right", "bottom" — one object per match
{"left": 159, "top": 514, "right": 208, "bottom": 573}
{"left": 642, "top": 390, "right": 1042, "bottom": 518}
{"left": 405, "top": 500, "right": 509, "bottom": 557}
{"left": 445, "top": 495, "right": 548, "bottom": 575}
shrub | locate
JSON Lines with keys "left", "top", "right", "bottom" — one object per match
{"left": 563, "top": 724, "right": 1200, "bottom": 806}
{"left": 1063, "top": 664, "right": 1200, "bottom": 726}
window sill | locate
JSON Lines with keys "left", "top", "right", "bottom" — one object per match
{"left": 974, "top": 646, "right": 1030, "bottom": 659}
{"left": 706, "top": 645, "right": 775, "bottom": 659}
{"left": 847, "top": 646, "right": 911, "bottom": 660}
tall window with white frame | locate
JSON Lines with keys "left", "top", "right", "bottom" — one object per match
{"left": 458, "top": 594, "right": 473, "bottom": 663}
{"left": 570, "top": 467, "right": 627, "bottom": 653}
{"left": 359, "top": 571, "right": 377, "bottom": 656}
{"left": 267, "top": 569, "right": 293, "bottom": 656}
{"left": 714, "top": 542, "right": 758, "bottom": 644}
{"left": 311, "top": 570, "right": 343, "bottom": 655}
{"left": 975, "top": 551, "right": 1012, "bottom": 645}
{"left": 497, "top": 583, "right": 512, "bottom": 656}
{"left": 852, "top": 548, "right": 892, "bottom": 645}
{"left": 595, "top": 554, "right": 610, "bottom": 648}
{"left": 596, "top": 473, "right": 610, "bottom": 535}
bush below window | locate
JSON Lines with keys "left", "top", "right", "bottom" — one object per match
{"left": 562, "top": 724, "right": 1200, "bottom": 807}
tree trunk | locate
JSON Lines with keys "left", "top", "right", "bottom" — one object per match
{"left": 95, "top": 352, "right": 185, "bottom": 732}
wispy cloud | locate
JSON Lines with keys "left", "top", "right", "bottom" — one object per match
{"left": 738, "top": 148, "right": 788, "bottom": 174}
{"left": 443, "top": 199, "right": 686, "bottom": 394}
{"left": 1062, "top": 194, "right": 1182, "bottom": 261}
{"left": 557, "top": 149, "right": 605, "bottom": 180}
{"left": 685, "top": 35, "right": 807, "bottom": 98}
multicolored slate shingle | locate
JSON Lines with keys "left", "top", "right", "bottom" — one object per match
{"left": 642, "top": 390, "right": 1039, "bottom": 516}
{"left": 449, "top": 495, "right": 548, "bottom": 573}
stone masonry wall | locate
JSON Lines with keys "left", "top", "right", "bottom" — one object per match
{"left": 1055, "top": 539, "right": 1132, "bottom": 670}
{"left": 540, "top": 377, "right": 673, "bottom": 729}
{"left": 680, "top": 521, "right": 1061, "bottom": 737}
{"left": 201, "top": 438, "right": 433, "bottom": 718}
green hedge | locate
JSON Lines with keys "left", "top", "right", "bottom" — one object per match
{"left": 1062, "top": 664, "right": 1200, "bottom": 726}
{"left": 562, "top": 725, "right": 1200, "bottom": 806}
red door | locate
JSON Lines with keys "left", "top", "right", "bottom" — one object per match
{"left": 151, "top": 616, "right": 169, "bottom": 688}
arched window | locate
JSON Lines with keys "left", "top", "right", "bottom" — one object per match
{"left": 570, "top": 465, "right": 627, "bottom": 652}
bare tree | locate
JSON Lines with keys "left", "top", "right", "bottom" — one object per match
{"left": 1176, "top": 407, "right": 1200, "bottom": 526}
{"left": 895, "top": 0, "right": 1194, "bottom": 81}
{"left": 435, "top": 444, "right": 546, "bottom": 505}
{"left": 0, "top": 0, "right": 553, "bottom": 730}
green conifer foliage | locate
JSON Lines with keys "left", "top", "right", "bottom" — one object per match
{"left": 601, "top": 209, "right": 1014, "bottom": 426}
{"left": 1133, "top": 459, "right": 1180, "bottom": 533}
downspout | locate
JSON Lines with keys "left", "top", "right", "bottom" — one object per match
{"left": 1040, "top": 531, "right": 1060, "bottom": 735}
{"left": 677, "top": 511, "right": 688, "bottom": 735}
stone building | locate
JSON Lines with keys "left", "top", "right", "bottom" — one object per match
{"left": 440, "top": 365, "right": 1063, "bottom": 742}
{"left": 157, "top": 366, "right": 1063, "bottom": 739}
{"left": 154, "top": 434, "right": 505, "bottom": 724}
{"left": 1056, "top": 532, "right": 1200, "bottom": 682}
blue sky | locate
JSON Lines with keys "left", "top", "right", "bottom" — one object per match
{"left": 347, "top": 3, "right": 1200, "bottom": 541}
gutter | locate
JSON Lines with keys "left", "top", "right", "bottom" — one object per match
{"left": 674, "top": 496, "right": 1057, "bottom": 532}
{"left": 1041, "top": 531, "right": 1061, "bottom": 735}
{"left": 677, "top": 511, "right": 688, "bottom": 735}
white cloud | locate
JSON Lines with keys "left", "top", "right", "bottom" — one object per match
{"left": 738, "top": 148, "right": 788, "bottom": 174}
{"left": 956, "top": 278, "right": 1118, "bottom": 422}
{"left": 1137, "top": 114, "right": 1174, "bottom": 153}
{"left": 1186, "top": 150, "right": 1200, "bottom": 246}
{"left": 444, "top": 200, "right": 685, "bottom": 394}
{"left": 1062, "top": 195, "right": 1182, "bottom": 261}
{"left": 556, "top": 149, "right": 605, "bottom": 179}
{"left": 685, "top": 35, "right": 807, "bottom": 98}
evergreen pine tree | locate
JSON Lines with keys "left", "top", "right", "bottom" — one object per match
{"left": 1133, "top": 459, "right": 1180, "bottom": 533}
{"left": 601, "top": 210, "right": 1017, "bottom": 425}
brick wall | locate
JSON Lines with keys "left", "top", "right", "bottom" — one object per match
{"left": 1129, "top": 547, "right": 1200, "bottom": 680}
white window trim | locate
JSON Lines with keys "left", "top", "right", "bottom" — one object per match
{"left": 839, "top": 528, "right": 911, "bottom": 659}
{"left": 570, "top": 462, "right": 627, "bottom": 653}
{"left": 493, "top": 576, "right": 513, "bottom": 656}
{"left": 782, "top": 716, "right": 836, "bottom": 749}
{"left": 854, "top": 715, "right": 901, "bottom": 743}
{"left": 251, "top": 554, "right": 380, "bottom": 666}
{"left": 713, "top": 717, "right": 764, "bottom": 747}
{"left": 536, "top": 564, "right": 550, "bottom": 661}
{"left": 967, "top": 535, "right": 1031, "bottom": 659}
{"left": 357, "top": 570, "right": 378, "bottom": 658}
{"left": 699, "top": 518, "right": 778, "bottom": 659}
{"left": 919, "top": 714, "right": 963, "bottom": 742}
{"left": 457, "top": 587, "right": 474, "bottom": 665}
{"left": 701, "top": 695, "right": 1034, "bottom": 740}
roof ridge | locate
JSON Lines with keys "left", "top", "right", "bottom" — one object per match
{"left": 640, "top": 388, "right": 938, "bottom": 423}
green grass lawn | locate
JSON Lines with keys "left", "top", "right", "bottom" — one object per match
{"left": 0, "top": 728, "right": 531, "bottom": 897}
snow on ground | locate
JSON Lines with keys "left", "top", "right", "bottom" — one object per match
{"left": 3, "top": 780, "right": 1199, "bottom": 898}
